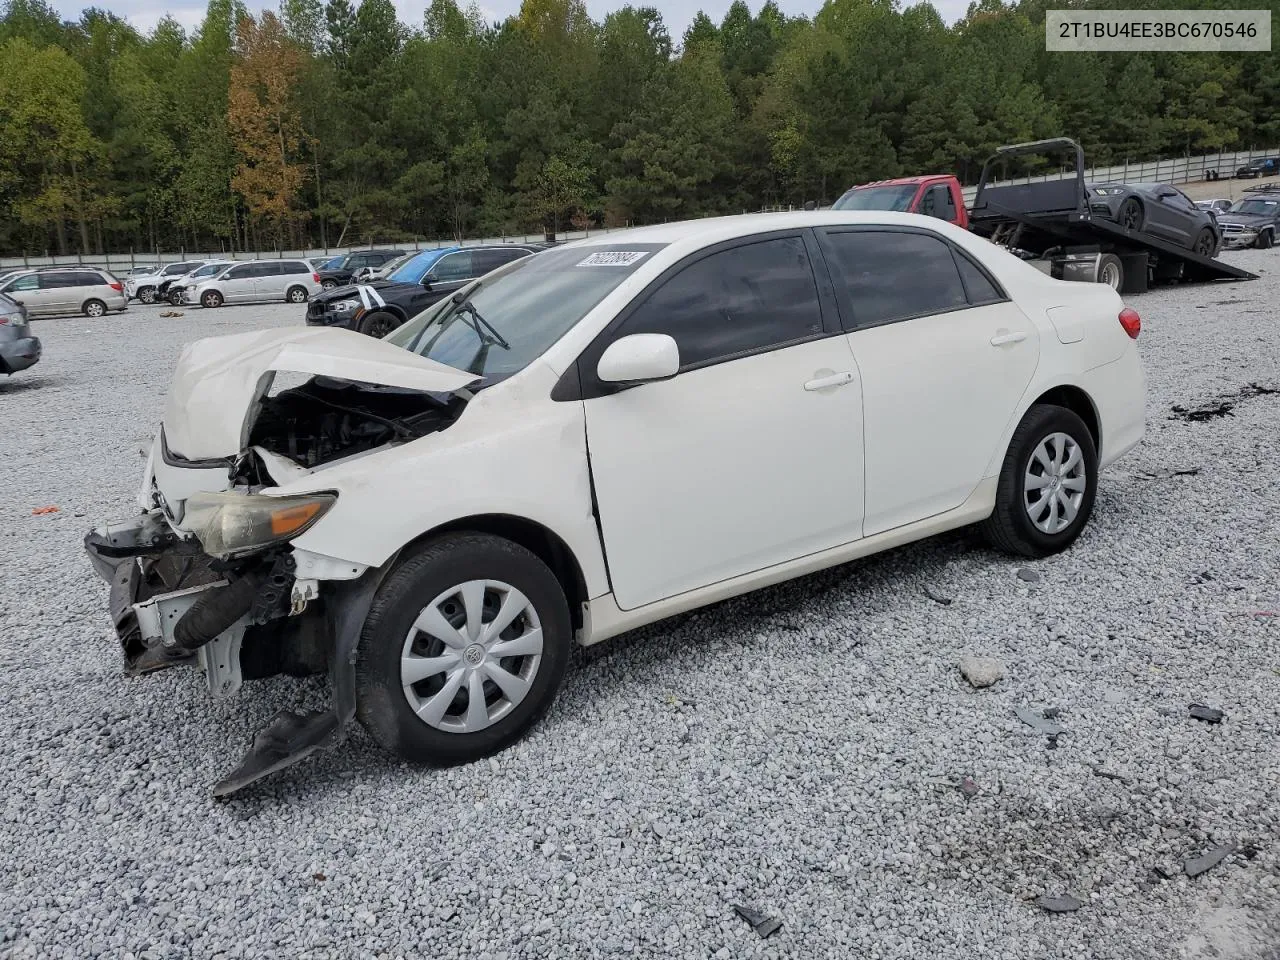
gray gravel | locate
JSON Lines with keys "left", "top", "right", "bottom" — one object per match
{"left": 2, "top": 263, "right": 1279, "bottom": 959}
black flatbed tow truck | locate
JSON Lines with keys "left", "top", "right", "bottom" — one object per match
{"left": 968, "top": 138, "right": 1257, "bottom": 294}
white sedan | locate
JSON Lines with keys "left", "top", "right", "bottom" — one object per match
{"left": 85, "top": 212, "right": 1145, "bottom": 794}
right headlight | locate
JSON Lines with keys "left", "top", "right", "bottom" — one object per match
{"left": 182, "top": 491, "right": 337, "bottom": 558}
{"left": 328, "top": 299, "right": 361, "bottom": 314}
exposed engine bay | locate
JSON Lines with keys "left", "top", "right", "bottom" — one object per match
{"left": 243, "top": 375, "right": 468, "bottom": 473}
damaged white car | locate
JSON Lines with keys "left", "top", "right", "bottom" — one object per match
{"left": 86, "top": 212, "right": 1146, "bottom": 795}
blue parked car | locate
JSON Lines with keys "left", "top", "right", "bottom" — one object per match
{"left": 1235, "top": 157, "right": 1279, "bottom": 179}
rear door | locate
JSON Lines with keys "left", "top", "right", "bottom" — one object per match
{"left": 35, "top": 272, "right": 79, "bottom": 314}
{"left": 816, "top": 226, "right": 1040, "bottom": 536}
{"left": 254, "top": 262, "right": 287, "bottom": 299}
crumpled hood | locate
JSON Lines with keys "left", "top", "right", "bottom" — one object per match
{"left": 1218, "top": 214, "right": 1268, "bottom": 226}
{"left": 162, "top": 327, "right": 479, "bottom": 461}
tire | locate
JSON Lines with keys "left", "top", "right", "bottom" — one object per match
{"left": 321, "top": 279, "right": 338, "bottom": 290}
{"left": 168, "top": 289, "right": 184, "bottom": 306}
{"left": 1193, "top": 228, "right": 1218, "bottom": 257}
{"left": 1097, "top": 253, "right": 1124, "bottom": 291}
{"left": 1255, "top": 229, "right": 1274, "bottom": 250}
{"left": 201, "top": 290, "right": 223, "bottom": 308}
{"left": 358, "top": 310, "right": 399, "bottom": 338}
{"left": 355, "top": 532, "right": 571, "bottom": 765}
{"left": 978, "top": 404, "right": 1098, "bottom": 559}
{"left": 286, "top": 285, "right": 309, "bottom": 304}
{"left": 1118, "top": 198, "right": 1143, "bottom": 233}
{"left": 82, "top": 298, "right": 106, "bottom": 318}
{"left": 138, "top": 287, "right": 156, "bottom": 305}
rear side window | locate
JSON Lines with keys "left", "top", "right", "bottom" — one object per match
{"left": 954, "top": 252, "right": 1003, "bottom": 304}
{"left": 619, "top": 236, "right": 824, "bottom": 368}
{"left": 69, "top": 271, "right": 105, "bottom": 286}
{"left": 280, "top": 261, "right": 309, "bottom": 275}
{"left": 38, "top": 273, "right": 78, "bottom": 289}
{"left": 819, "top": 230, "right": 970, "bottom": 328}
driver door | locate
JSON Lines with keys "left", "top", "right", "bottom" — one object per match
{"left": 580, "top": 232, "right": 865, "bottom": 611}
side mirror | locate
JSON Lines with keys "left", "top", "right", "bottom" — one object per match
{"left": 597, "top": 333, "right": 680, "bottom": 384}
{"left": 420, "top": 275, "right": 434, "bottom": 289}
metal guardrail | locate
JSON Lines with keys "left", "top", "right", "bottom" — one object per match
{"left": 0, "top": 230, "right": 600, "bottom": 272}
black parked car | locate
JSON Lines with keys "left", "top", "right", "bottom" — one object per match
{"left": 1087, "top": 182, "right": 1221, "bottom": 256}
{"left": 315, "top": 250, "right": 407, "bottom": 290}
{"left": 1216, "top": 189, "right": 1280, "bottom": 249}
{"left": 306, "top": 244, "right": 542, "bottom": 337}
{"left": 1235, "top": 157, "right": 1279, "bottom": 179}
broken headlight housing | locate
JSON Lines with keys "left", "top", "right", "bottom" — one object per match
{"left": 327, "top": 299, "right": 361, "bottom": 314}
{"left": 182, "top": 491, "right": 336, "bottom": 558}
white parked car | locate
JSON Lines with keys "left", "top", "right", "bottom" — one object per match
{"left": 165, "top": 260, "right": 234, "bottom": 305}
{"left": 190, "top": 259, "right": 321, "bottom": 307}
{"left": 125, "top": 261, "right": 209, "bottom": 304}
{"left": 85, "top": 212, "right": 1145, "bottom": 795}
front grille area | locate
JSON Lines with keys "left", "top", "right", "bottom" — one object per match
{"left": 1220, "top": 223, "right": 1246, "bottom": 233}
{"left": 1090, "top": 203, "right": 1113, "bottom": 216}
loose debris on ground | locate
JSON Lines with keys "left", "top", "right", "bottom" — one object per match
{"left": 959, "top": 655, "right": 1005, "bottom": 689}
{"left": 1189, "top": 704, "right": 1226, "bottom": 724}
{"left": 733, "top": 905, "right": 783, "bottom": 939}
{"left": 923, "top": 585, "right": 953, "bottom": 605}
{"left": 1035, "top": 894, "right": 1084, "bottom": 913}
{"left": 1171, "top": 381, "right": 1279, "bottom": 421}
{"left": 1016, "top": 567, "right": 1041, "bottom": 583}
{"left": 1184, "top": 845, "right": 1236, "bottom": 878}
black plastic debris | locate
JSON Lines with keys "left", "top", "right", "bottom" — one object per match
{"left": 1171, "top": 402, "right": 1235, "bottom": 422}
{"left": 1136, "top": 467, "right": 1201, "bottom": 480}
{"left": 923, "top": 585, "right": 953, "bottom": 606}
{"left": 1014, "top": 706, "right": 1064, "bottom": 737}
{"left": 1184, "top": 844, "right": 1235, "bottom": 878}
{"left": 1189, "top": 704, "right": 1225, "bottom": 724}
{"left": 1091, "top": 766, "right": 1131, "bottom": 784}
{"left": 1016, "top": 568, "right": 1041, "bottom": 583}
{"left": 958, "top": 777, "right": 979, "bottom": 798}
{"left": 1241, "top": 382, "right": 1279, "bottom": 397}
{"left": 1035, "top": 894, "right": 1083, "bottom": 913}
{"left": 733, "top": 905, "right": 782, "bottom": 939}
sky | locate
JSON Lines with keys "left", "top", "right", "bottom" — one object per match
{"left": 51, "top": 0, "right": 970, "bottom": 41}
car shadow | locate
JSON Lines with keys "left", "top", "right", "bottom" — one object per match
{"left": 0, "top": 375, "right": 51, "bottom": 393}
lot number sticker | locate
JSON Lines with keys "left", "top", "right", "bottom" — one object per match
{"left": 577, "top": 251, "right": 649, "bottom": 267}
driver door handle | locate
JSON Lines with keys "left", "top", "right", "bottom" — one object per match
{"left": 990, "top": 331, "right": 1028, "bottom": 346}
{"left": 804, "top": 371, "right": 854, "bottom": 391}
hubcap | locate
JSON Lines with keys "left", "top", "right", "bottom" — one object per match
{"left": 1100, "top": 262, "right": 1120, "bottom": 289}
{"left": 400, "top": 579, "right": 543, "bottom": 733}
{"left": 1024, "top": 432, "right": 1086, "bottom": 535}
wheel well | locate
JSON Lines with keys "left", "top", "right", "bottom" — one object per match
{"left": 1031, "top": 386, "right": 1100, "bottom": 451}
{"left": 413, "top": 515, "right": 588, "bottom": 630}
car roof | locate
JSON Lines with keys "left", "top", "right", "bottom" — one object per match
{"left": 846, "top": 177, "right": 942, "bottom": 188}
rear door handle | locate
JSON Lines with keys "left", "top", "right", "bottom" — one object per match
{"left": 804, "top": 371, "right": 854, "bottom": 391}
{"left": 990, "top": 331, "right": 1028, "bottom": 346}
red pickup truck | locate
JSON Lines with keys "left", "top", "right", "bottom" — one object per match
{"left": 831, "top": 175, "right": 969, "bottom": 228}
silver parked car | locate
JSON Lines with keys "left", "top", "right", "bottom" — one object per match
{"left": 0, "top": 267, "right": 127, "bottom": 318}
{"left": 191, "top": 259, "right": 321, "bottom": 308}
{"left": 166, "top": 260, "right": 234, "bottom": 305}
{"left": 0, "top": 291, "right": 40, "bottom": 375}
{"left": 125, "top": 261, "right": 209, "bottom": 304}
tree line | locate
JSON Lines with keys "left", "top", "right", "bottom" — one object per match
{"left": 1, "top": 0, "right": 1277, "bottom": 256}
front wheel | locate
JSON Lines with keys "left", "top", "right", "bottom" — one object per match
{"left": 168, "top": 289, "right": 184, "bottom": 306}
{"left": 138, "top": 287, "right": 156, "bottom": 305}
{"left": 1255, "top": 229, "right": 1274, "bottom": 250}
{"left": 201, "top": 290, "right": 223, "bottom": 308}
{"left": 1193, "top": 228, "right": 1218, "bottom": 257}
{"left": 286, "top": 285, "right": 309, "bottom": 303}
{"left": 355, "top": 533, "right": 571, "bottom": 765}
{"left": 358, "top": 310, "right": 399, "bottom": 338}
{"left": 978, "top": 404, "right": 1098, "bottom": 558}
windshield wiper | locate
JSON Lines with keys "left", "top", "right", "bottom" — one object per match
{"left": 451, "top": 292, "right": 510, "bottom": 350}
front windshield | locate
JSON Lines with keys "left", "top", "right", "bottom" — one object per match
{"left": 1229, "top": 198, "right": 1278, "bottom": 216}
{"left": 831, "top": 185, "right": 917, "bottom": 212}
{"left": 388, "top": 249, "right": 447, "bottom": 284}
{"left": 385, "top": 243, "right": 666, "bottom": 382}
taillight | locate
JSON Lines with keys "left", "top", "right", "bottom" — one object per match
{"left": 0, "top": 315, "right": 10, "bottom": 325}
{"left": 109, "top": 281, "right": 123, "bottom": 291}
{"left": 312, "top": 273, "right": 320, "bottom": 283}
{"left": 1118, "top": 307, "right": 1141, "bottom": 339}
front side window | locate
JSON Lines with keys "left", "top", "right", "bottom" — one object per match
{"left": 618, "top": 236, "right": 823, "bottom": 369}
{"left": 921, "top": 185, "right": 957, "bottom": 221}
{"left": 389, "top": 249, "right": 447, "bottom": 284}
{"left": 388, "top": 244, "right": 665, "bottom": 382}
{"left": 429, "top": 252, "right": 475, "bottom": 283}
{"left": 820, "top": 230, "right": 970, "bottom": 328}
{"left": 6, "top": 275, "right": 37, "bottom": 292}
{"left": 223, "top": 264, "right": 252, "bottom": 280}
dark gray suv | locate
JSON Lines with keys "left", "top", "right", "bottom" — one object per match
{"left": 0, "top": 292, "right": 41, "bottom": 375}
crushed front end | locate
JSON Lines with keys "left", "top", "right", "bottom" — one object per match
{"left": 83, "top": 327, "right": 478, "bottom": 797}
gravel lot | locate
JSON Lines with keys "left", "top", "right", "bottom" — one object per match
{"left": 2, "top": 264, "right": 1279, "bottom": 960}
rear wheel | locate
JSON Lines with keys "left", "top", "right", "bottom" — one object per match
{"left": 1118, "top": 198, "right": 1144, "bottom": 233}
{"left": 321, "top": 279, "right": 338, "bottom": 290}
{"left": 979, "top": 404, "right": 1098, "bottom": 558}
{"left": 1194, "top": 228, "right": 1217, "bottom": 257}
{"left": 201, "top": 289, "right": 223, "bottom": 308}
{"left": 358, "top": 310, "right": 399, "bottom": 338}
{"left": 286, "top": 285, "right": 309, "bottom": 303}
{"left": 1097, "top": 253, "right": 1124, "bottom": 291}
{"left": 82, "top": 299, "right": 106, "bottom": 318}
{"left": 355, "top": 533, "right": 571, "bottom": 764}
